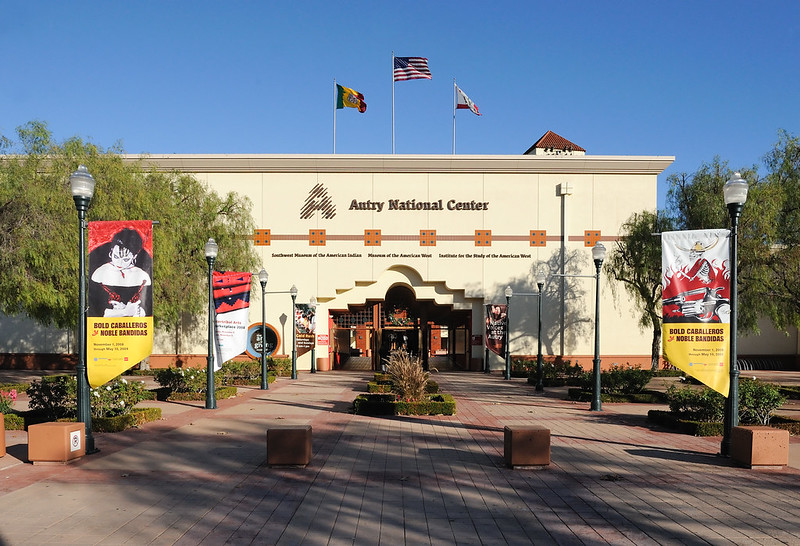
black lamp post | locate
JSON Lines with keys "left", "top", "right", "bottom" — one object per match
{"left": 70, "top": 165, "right": 97, "bottom": 454}
{"left": 259, "top": 268, "right": 269, "bottom": 390}
{"left": 504, "top": 286, "right": 512, "bottom": 380}
{"left": 535, "top": 273, "right": 546, "bottom": 392}
{"left": 591, "top": 242, "right": 606, "bottom": 412}
{"left": 290, "top": 285, "right": 298, "bottom": 379}
{"left": 309, "top": 296, "right": 318, "bottom": 373}
{"left": 721, "top": 172, "right": 748, "bottom": 457}
{"left": 205, "top": 238, "right": 218, "bottom": 410}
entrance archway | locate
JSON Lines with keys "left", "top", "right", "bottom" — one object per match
{"left": 326, "top": 267, "right": 474, "bottom": 371}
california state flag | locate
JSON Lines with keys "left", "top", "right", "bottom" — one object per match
{"left": 456, "top": 85, "right": 481, "bottom": 116}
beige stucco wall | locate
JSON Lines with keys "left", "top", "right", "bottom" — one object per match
{"left": 149, "top": 154, "right": 671, "bottom": 370}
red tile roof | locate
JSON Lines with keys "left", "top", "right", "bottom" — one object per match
{"left": 523, "top": 131, "right": 585, "bottom": 154}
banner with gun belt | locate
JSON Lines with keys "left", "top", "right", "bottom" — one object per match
{"left": 662, "top": 229, "right": 731, "bottom": 395}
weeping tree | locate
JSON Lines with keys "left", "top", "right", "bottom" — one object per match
{"left": 606, "top": 130, "right": 798, "bottom": 369}
{"left": 0, "top": 121, "right": 259, "bottom": 340}
{"left": 606, "top": 211, "right": 675, "bottom": 370}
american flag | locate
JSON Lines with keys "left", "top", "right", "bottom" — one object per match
{"left": 393, "top": 56, "right": 432, "bottom": 81}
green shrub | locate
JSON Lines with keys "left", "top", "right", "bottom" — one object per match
{"left": 368, "top": 382, "right": 394, "bottom": 393}
{"left": 353, "top": 393, "right": 456, "bottom": 416}
{"left": 166, "top": 385, "right": 237, "bottom": 401}
{"left": 270, "top": 357, "right": 292, "bottom": 377}
{"left": 738, "top": 378, "right": 786, "bottom": 425}
{"left": 3, "top": 413, "right": 24, "bottom": 430}
{"left": 0, "top": 382, "right": 30, "bottom": 393}
{"left": 219, "top": 360, "right": 275, "bottom": 385}
{"left": 153, "top": 367, "right": 220, "bottom": 393}
{"left": 510, "top": 358, "right": 535, "bottom": 378}
{"left": 605, "top": 365, "right": 653, "bottom": 394}
{"left": 93, "top": 406, "right": 162, "bottom": 432}
{"left": 27, "top": 375, "right": 77, "bottom": 420}
{"left": 90, "top": 378, "right": 149, "bottom": 419}
{"left": 665, "top": 384, "right": 725, "bottom": 422}
{"left": 386, "top": 350, "right": 429, "bottom": 402}
{"left": 665, "top": 379, "right": 785, "bottom": 425}
{"left": 577, "top": 365, "right": 653, "bottom": 395}
{"left": 567, "top": 388, "right": 665, "bottom": 404}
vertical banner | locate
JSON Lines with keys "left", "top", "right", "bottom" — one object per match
{"left": 485, "top": 304, "right": 507, "bottom": 357}
{"left": 87, "top": 221, "right": 154, "bottom": 387}
{"left": 662, "top": 229, "right": 731, "bottom": 395}
{"left": 295, "top": 303, "right": 316, "bottom": 357}
{"left": 212, "top": 272, "right": 252, "bottom": 370}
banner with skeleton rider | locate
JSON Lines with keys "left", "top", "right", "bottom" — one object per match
{"left": 485, "top": 304, "right": 508, "bottom": 357}
{"left": 662, "top": 229, "right": 730, "bottom": 395}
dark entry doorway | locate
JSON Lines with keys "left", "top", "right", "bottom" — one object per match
{"left": 329, "top": 285, "right": 471, "bottom": 371}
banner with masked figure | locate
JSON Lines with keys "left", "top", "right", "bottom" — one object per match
{"left": 212, "top": 271, "right": 252, "bottom": 370}
{"left": 295, "top": 303, "right": 316, "bottom": 357}
{"left": 662, "top": 229, "right": 730, "bottom": 395}
{"left": 485, "top": 304, "right": 508, "bottom": 357}
{"left": 87, "top": 221, "right": 154, "bottom": 387}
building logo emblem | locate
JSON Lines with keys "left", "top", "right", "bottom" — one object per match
{"left": 300, "top": 183, "right": 336, "bottom": 219}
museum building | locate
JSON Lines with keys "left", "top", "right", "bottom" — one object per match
{"left": 149, "top": 131, "right": 676, "bottom": 372}
{"left": 3, "top": 132, "right": 795, "bottom": 372}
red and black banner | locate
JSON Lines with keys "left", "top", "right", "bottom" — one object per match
{"left": 212, "top": 271, "right": 252, "bottom": 370}
{"left": 485, "top": 304, "right": 508, "bottom": 357}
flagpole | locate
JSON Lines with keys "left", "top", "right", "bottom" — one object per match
{"left": 453, "top": 79, "right": 457, "bottom": 155}
{"left": 333, "top": 79, "right": 337, "bottom": 154}
{"left": 392, "top": 51, "right": 395, "bottom": 154}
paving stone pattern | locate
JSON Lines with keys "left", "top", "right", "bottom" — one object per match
{"left": 1, "top": 371, "right": 800, "bottom": 545}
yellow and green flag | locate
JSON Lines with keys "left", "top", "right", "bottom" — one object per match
{"left": 336, "top": 84, "right": 366, "bottom": 113}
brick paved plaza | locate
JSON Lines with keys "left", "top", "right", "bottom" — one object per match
{"left": 1, "top": 371, "right": 799, "bottom": 545}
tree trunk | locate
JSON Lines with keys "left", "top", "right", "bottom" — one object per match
{"left": 650, "top": 316, "right": 662, "bottom": 371}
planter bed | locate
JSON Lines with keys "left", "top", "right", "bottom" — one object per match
{"left": 647, "top": 409, "right": 800, "bottom": 437}
{"left": 353, "top": 393, "right": 456, "bottom": 416}
{"left": 92, "top": 407, "right": 163, "bottom": 432}
{"left": 368, "top": 381, "right": 439, "bottom": 394}
{"left": 165, "top": 386, "right": 237, "bottom": 401}
{"left": 568, "top": 388, "right": 666, "bottom": 404}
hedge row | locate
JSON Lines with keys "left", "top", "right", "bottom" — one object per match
{"left": 353, "top": 394, "right": 456, "bottom": 416}
{"left": 92, "top": 407, "right": 162, "bottom": 432}
{"left": 647, "top": 410, "right": 800, "bottom": 436}
{"left": 568, "top": 388, "right": 667, "bottom": 404}
{"left": 165, "top": 386, "right": 237, "bottom": 402}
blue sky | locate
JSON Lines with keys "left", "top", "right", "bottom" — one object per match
{"left": 2, "top": 1, "right": 798, "bottom": 207}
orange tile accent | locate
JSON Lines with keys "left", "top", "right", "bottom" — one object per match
{"left": 254, "top": 229, "right": 271, "bottom": 246}
{"left": 584, "top": 230, "right": 601, "bottom": 247}
{"left": 475, "top": 230, "right": 492, "bottom": 247}
{"left": 309, "top": 229, "right": 326, "bottom": 246}
{"left": 420, "top": 230, "right": 437, "bottom": 246}
{"left": 529, "top": 230, "right": 546, "bottom": 247}
{"left": 364, "top": 230, "right": 382, "bottom": 246}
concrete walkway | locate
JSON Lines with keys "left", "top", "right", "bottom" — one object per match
{"left": 2, "top": 371, "right": 800, "bottom": 545}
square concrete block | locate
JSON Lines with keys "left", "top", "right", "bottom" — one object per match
{"left": 28, "top": 422, "right": 85, "bottom": 464}
{"left": 267, "top": 425, "right": 312, "bottom": 466}
{"left": 504, "top": 425, "right": 550, "bottom": 468}
{"left": 731, "top": 426, "right": 789, "bottom": 468}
